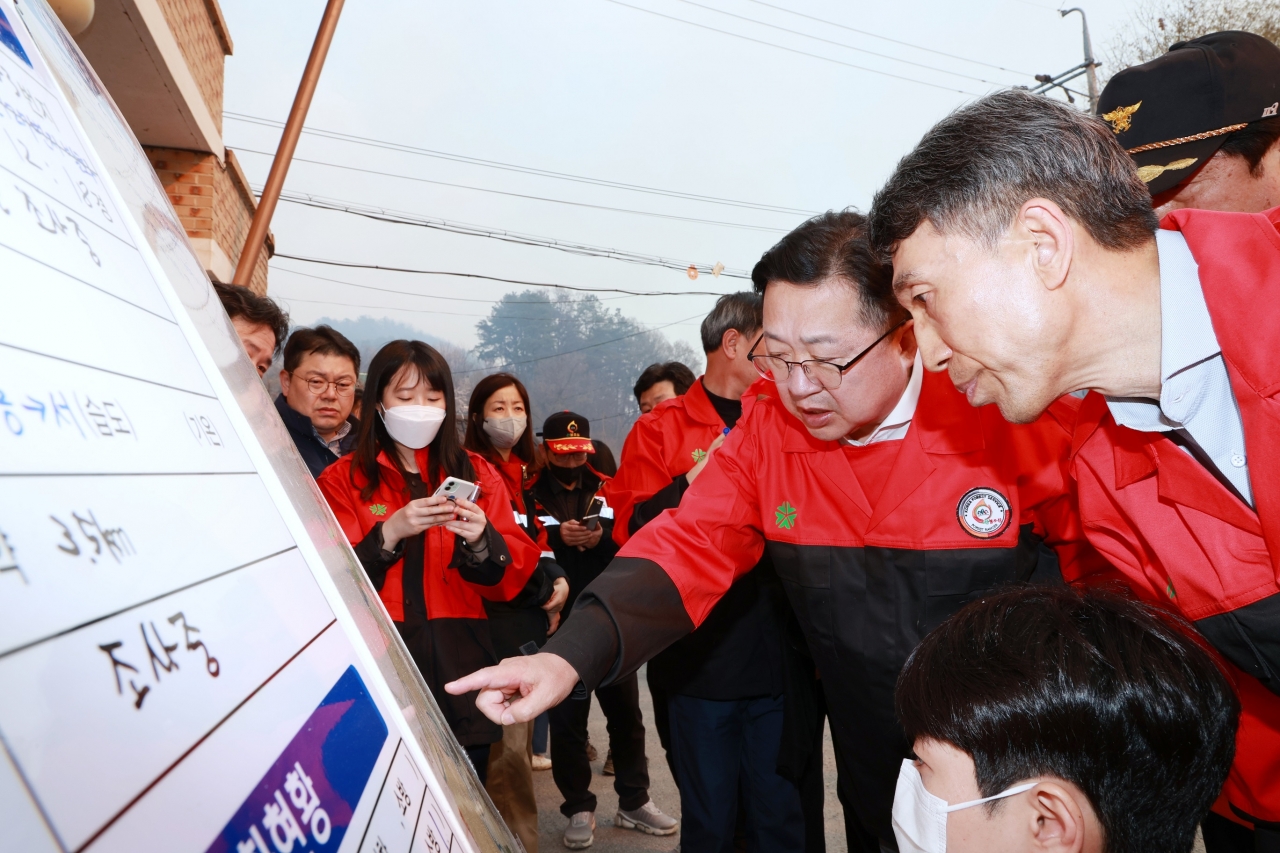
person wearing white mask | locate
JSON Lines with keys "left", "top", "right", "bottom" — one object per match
{"left": 318, "top": 341, "right": 543, "bottom": 784}
{"left": 464, "top": 372, "right": 569, "bottom": 853}
{"left": 892, "top": 585, "right": 1238, "bottom": 853}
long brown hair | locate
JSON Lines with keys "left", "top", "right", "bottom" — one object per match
{"left": 463, "top": 372, "right": 538, "bottom": 470}
{"left": 350, "top": 340, "right": 475, "bottom": 501}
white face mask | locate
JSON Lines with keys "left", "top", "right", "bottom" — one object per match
{"left": 483, "top": 415, "right": 527, "bottom": 449}
{"left": 892, "top": 759, "right": 1038, "bottom": 853}
{"left": 380, "top": 404, "right": 446, "bottom": 449}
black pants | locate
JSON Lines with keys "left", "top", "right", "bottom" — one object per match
{"left": 1203, "top": 813, "right": 1280, "bottom": 853}
{"left": 647, "top": 668, "right": 679, "bottom": 789}
{"left": 669, "top": 693, "right": 805, "bottom": 852}
{"left": 465, "top": 743, "right": 490, "bottom": 786}
{"left": 549, "top": 672, "right": 650, "bottom": 816}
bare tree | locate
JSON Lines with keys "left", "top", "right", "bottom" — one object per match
{"left": 1103, "top": 0, "right": 1280, "bottom": 82}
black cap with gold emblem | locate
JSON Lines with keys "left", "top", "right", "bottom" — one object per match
{"left": 1096, "top": 31, "right": 1280, "bottom": 195}
{"left": 542, "top": 411, "right": 595, "bottom": 454}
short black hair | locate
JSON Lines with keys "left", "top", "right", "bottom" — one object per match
{"left": 633, "top": 361, "right": 696, "bottom": 403}
{"left": 282, "top": 325, "right": 361, "bottom": 374}
{"left": 700, "top": 292, "right": 763, "bottom": 353}
{"left": 896, "top": 585, "right": 1239, "bottom": 853}
{"left": 1220, "top": 116, "right": 1280, "bottom": 175}
{"left": 213, "top": 282, "right": 290, "bottom": 359}
{"left": 751, "top": 208, "right": 904, "bottom": 329}
{"left": 868, "top": 89, "right": 1158, "bottom": 261}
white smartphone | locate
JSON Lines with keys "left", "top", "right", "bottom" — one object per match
{"left": 432, "top": 476, "right": 480, "bottom": 503}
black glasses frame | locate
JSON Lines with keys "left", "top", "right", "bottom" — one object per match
{"left": 746, "top": 318, "right": 907, "bottom": 388}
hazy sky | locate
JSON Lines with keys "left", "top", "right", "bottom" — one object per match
{"left": 220, "top": 0, "right": 1149, "bottom": 354}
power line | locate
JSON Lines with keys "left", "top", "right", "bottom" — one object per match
{"left": 272, "top": 292, "right": 554, "bottom": 321}
{"left": 667, "top": 0, "right": 1013, "bottom": 86}
{"left": 276, "top": 252, "right": 741, "bottom": 297}
{"left": 271, "top": 191, "right": 754, "bottom": 278}
{"left": 236, "top": 147, "right": 790, "bottom": 233}
{"left": 225, "top": 112, "right": 817, "bottom": 216}
{"left": 271, "top": 265, "right": 637, "bottom": 304}
{"left": 458, "top": 313, "right": 706, "bottom": 374}
{"left": 740, "top": 0, "right": 1034, "bottom": 76}
{"left": 595, "top": 0, "right": 982, "bottom": 96}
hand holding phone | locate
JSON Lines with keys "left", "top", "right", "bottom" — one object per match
{"left": 582, "top": 497, "right": 605, "bottom": 531}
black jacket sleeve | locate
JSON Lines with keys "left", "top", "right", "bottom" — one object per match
{"left": 448, "top": 520, "right": 513, "bottom": 586}
{"left": 628, "top": 477, "right": 688, "bottom": 535}
{"left": 542, "top": 556, "right": 695, "bottom": 690}
{"left": 352, "top": 523, "right": 404, "bottom": 591}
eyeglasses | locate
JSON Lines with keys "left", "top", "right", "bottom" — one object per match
{"left": 298, "top": 376, "right": 357, "bottom": 397}
{"left": 747, "top": 319, "right": 907, "bottom": 391}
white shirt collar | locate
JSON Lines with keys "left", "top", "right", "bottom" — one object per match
{"left": 844, "top": 351, "right": 922, "bottom": 446}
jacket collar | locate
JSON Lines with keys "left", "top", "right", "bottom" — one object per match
{"left": 773, "top": 370, "right": 985, "bottom": 526}
{"left": 684, "top": 377, "right": 726, "bottom": 428}
{"left": 1076, "top": 391, "right": 1261, "bottom": 535}
{"left": 275, "top": 393, "right": 321, "bottom": 443}
{"left": 1163, "top": 206, "right": 1280, "bottom": 544}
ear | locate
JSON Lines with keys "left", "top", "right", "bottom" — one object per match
{"left": 279, "top": 369, "right": 290, "bottom": 396}
{"left": 1026, "top": 782, "right": 1088, "bottom": 853}
{"left": 895, "top": 320, "right": 918, "bottom": 365}
{"left": 1016, "top": 198, "right": 1075, "bottom": 292}
{"left": 721, "top": 327, "right": 742, "bottom": 358}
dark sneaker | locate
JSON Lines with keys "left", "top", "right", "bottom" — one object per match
{"left": 616, "top": 800, "right": 678, "bottom": 836}
{"left": 563, "top": 811, "right": 595, "bottom": 849}
{"left": 602, "top": 749, "right": 615, "bottom": 776}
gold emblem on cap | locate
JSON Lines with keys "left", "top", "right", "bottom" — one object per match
{"left": 566, "top": 420, "right": 579, "bottom": 436}
{"left": 1102, "top": 100, "right": 1141, "bottom": 134}
{"left": 1136, "top": 157, "right": 1198, "bottom": 183}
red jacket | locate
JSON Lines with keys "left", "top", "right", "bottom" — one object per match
{"left": 545, "top": 371, "right": 1101, "bottom": 842}
{"left": 607, "top": 378, "right": 766, "bottom": 546}
{"left": 490, "top": 454, "right": 554, "bottom": 557}
{"left": 318, "top": 448, "right": 541, "bottom": 620}
{"left": 1069, "top": 206, "right": 1280, "bottom": 826}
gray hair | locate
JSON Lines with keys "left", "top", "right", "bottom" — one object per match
{"left": 868, "top": 89, "right": 1158, "bottom": 259}
{"left": 700, "top": 291, "right": 763, "bottom": 353}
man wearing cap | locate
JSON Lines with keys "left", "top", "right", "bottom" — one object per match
{"left": 529, "top": 412, "right": 678, "bottom": 849}
{"left": 865, "top": 88, "right": 1280, "bottom": 853}
{"left": 1098, "top": 30, "right": 1280, "bottom": 216}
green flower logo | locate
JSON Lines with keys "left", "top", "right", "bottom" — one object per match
{"left": 691, "top": 448, "right": 707, "bottom": 463}
{"left": 368, "top": 503, "right": 388, "bottom": 517}
{"left": 775, "top": 501, "right": 797, "bottom": 530}
{"left": 1166, "top": 578, "right": 1177, "bottom": 600}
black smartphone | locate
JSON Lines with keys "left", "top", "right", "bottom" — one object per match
{"left": 582, "top": 497, "right": 605, "bottom": 530}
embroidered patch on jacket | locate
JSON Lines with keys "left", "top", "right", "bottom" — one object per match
{"left": 691, "top": 448, "right": 707, "bottom": 463}
{"left": 956, "top": 488, "right": 1011, "bottom": 539}
{"left": 775, "top": 501, "right": 797, "bottom": 530}
{"left": 368, "top": 504, "right": 388, "bottom": 517}
{"left": 1166, "top": 578, "right": 1177, "bottom": 600}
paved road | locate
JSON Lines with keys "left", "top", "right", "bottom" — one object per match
{"left": 531, "top": 665, "right": 848, "bottom": 853}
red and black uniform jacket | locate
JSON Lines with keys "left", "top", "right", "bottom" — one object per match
{"left": 483, "top": 454, "right": 566, "bottom": 660}
{"left": 544, "top": 371, "right": 1099, "bottom": 841}
{"left": 1068, "top": 206, "right": 1280, "bottom": 828}
{"left": 318, "top": 448, "right": 540, "bottom": 746}
{"left": 606, "top": 378, "right": 784, "bottom": 700}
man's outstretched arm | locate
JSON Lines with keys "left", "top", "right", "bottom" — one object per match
{"left": 448, "top": 418, "right": 767, "bottom": 722}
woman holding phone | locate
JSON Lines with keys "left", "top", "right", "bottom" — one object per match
{"left": 318, "top": 341, "right": 541, "bottom": 781}
{"left": 464, "top": 372, "right": 569, "bottom": 852}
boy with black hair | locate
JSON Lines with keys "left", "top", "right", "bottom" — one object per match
{"left": 893, "top": 585, "right": 1239, "bottom": 853}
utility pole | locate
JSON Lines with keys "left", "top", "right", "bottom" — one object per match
{"left": 1030, "top": 6, "right": 1101, "bottom": 113}
{"left": 1062, "top": 7, "right": 1099, "bottom": 113}
{"left": 233, "top": 0, "right": 346, "bottom": 287}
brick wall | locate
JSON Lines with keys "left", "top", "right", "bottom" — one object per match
{"left": 146, "top": 145, "right": 272, "bottom": 295}
{"left": 153, "top": 0, "right": 233, "bottom": 133}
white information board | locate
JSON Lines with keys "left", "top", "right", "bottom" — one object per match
{"left": 0, "top": 2, "right": 517, "bottom": 851}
